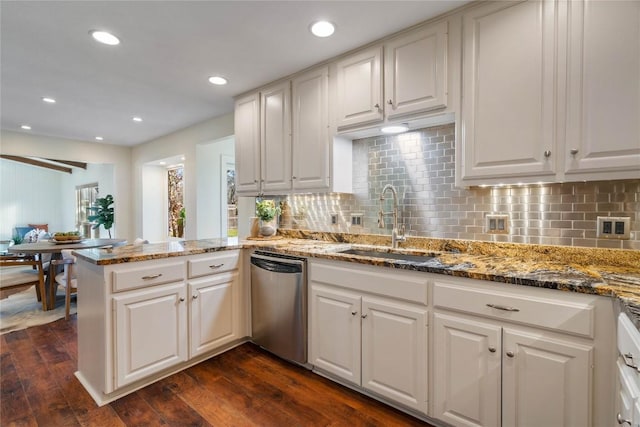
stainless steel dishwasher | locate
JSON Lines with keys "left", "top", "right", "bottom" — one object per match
{"left": 250, "top": 251, "right": 307, "bottom": 365}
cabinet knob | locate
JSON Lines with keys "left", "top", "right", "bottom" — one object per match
{"left": 374, "top": 103, "right": 380, "bottom": 110}
{"left": 179, "top": 297, "right": 185, "bottom": 302}
{"left": 361, "top": 313, "right": 368, "bottom": 319}
{"left": 506, "top": 351, "right": 515, "bottom": 358}
{"left": 488, "top": 347, "right": 496, "bottom": 353}
{"left": 544, "top": 150, "right": 551, "bottom": 158}
{"left": 192, "top": 294, "right": 198, "bottom": 299}
{"left": 570, "top": 148, "right": 579, "bottom": 155}
{"left": 254, "top": 179, "right": 258, "bottom": 183}
{"left": 617, "top": 413, "right": 632, "bottom": 425}
{"left": 351, "top": 311, "right": 357, "bottom": 316}
{"left": 292, "top": 176, "right": 297, "bottom": 180}
{"left": 387, "top": 99, "right": 393, "bottom": 105}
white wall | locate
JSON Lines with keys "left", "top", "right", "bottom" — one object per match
{"left": 0, "top": 158, "right": 63, "bottom": 239}
{"left": 0, "top": 131, "right": 133, "bottom": 239}
{"left": 196, "top": 136, "right": 235, "bottom": 239}
{"left": 141, "top": 165, "right": 167, "bottom": 242}
{"left": 131, "top": 113, "right": 234, "bottom": 240}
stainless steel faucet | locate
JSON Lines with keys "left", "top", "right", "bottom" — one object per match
{"left": 378, "top": 184, "right": 406, "bottom": 248}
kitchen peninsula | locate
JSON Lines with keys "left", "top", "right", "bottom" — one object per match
{"left": 73, "top": 233, "right": 639, "bottom": 425}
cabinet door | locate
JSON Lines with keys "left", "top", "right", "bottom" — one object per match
{"left": 361, "top": 297, "right": 428, "bottom": 413}
{"left": 565, "top": 0, "right": 640, "bottom": 179}
{"left": 234, "top": 93, "right": 261, "bottom": 194}
{"left": 261, "top": 81, "right": 292, "bottom": 193}
{"left": 113, "top": 282, "right": 187, "bottom": 388}
{"left": 460, "top": 0, "right": 558, "bottom": 183}
{"left": 292, "top": 66, "right": 330, "bottom": 191}
{"left": 189, "top": 271, "right": 239, "bottom": 358}
{"left": 433, "top": 312, "right": 501, "bottom": 427}
{"left": 335, "top": 46, "right": 383, "bottom": 129}
{"left": 309, "top": 285, "right": 361, "bottom": 385}
{"left": 384, "top": 21, "right": 448, "bottom": 119}
{"left": 502, "top": 328, "right": 593, "bottom": 427}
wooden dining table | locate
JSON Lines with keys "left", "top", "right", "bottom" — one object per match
{"left": 9, "top": 238, "right": 125, "bottom": 310}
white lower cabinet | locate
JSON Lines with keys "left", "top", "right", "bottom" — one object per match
{"left": 189, "top": 271, "right": 240, "bottom": 358}
{"left": 309, "top": 260, "right": 429, "bottom": 413}
{"left": 431, "top": 276, "right": 611, "bottom": 427}
{"left": 76, "top": 250, "right": 246, "bottom": 405}
{"left": 113, "top": 282, "right": 188, "bottom": 388}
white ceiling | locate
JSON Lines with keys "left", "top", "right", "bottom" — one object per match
{"left": 1, "top": 1, "right": 469, "bottom": 147}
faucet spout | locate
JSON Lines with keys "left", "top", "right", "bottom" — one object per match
{"left": 378, "top": 184, "right": 406, "bottom": 248}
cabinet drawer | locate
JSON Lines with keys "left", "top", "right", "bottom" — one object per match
{"left": 188, "top": 250, "right": 239, "bottom": 279}
{"left": 433, "top": 281, "right": 594, "bottom": 338}
{"left": 112, "top": 262, "right": 185, "bottom": 293}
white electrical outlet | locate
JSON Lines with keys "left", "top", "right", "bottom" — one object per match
{"left": 597, "top": 216, "right": 630, "bottom": 239}
{"left": 486, "top": 214, "right": 509, "bottom": 234}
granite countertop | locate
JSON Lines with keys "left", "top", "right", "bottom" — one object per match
{"left": 74, "top": 231, "right": 640, "bottom": 327}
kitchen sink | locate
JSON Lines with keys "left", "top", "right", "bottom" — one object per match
{"left": 338, "top": 248, "right": 436, "bottom": 263}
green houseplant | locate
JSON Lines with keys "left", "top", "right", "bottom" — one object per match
{"left": 255, "top": 199, "right": 280, "bottom": 237}
{"left": 177, "top": 207, "right": 186, "bottom": 238}
{"left": 87, "top": 194, "right": 115, "bottom": 238}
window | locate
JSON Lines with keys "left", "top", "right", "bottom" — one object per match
{"left": 168, "top": 167, "right": 184, "bottom": 238}
{"left": 76, "top": 183, "right": 99, "bottom": 237}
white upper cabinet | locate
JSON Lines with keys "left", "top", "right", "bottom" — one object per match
{"left": 335, "top": 19, "right": 449, "bottom": 131}
{"left": 459, "top": 0, "right": 558, "bottom": 184}
{"left": 260, "top": 81, "right": 292, "bottom": 193}
{"left": 459, "top": 0, "right": 640, "bottom": 186}
{"left": 292, "top": 66, "right": 330, "bottom": 191}
{"left": 234, "top": 93, "right": 261, "bottom": 194}
{"left": 564, "top": 0, "right": 640, "bottom": 180}
{"left": 335, "top": 46, "right": 383, "bottom": 129}
{"left": 384, "top": 21, "right": 448, "bottom": 119}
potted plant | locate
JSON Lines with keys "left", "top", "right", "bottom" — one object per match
{"left": 87, "top": 194, "right": 115, "bottom": 238}
{"left": 255, "top": 199, "right": 280, "bottom": 237}
{"left": 177, "top": 207, "right": 186, "bottom": 238}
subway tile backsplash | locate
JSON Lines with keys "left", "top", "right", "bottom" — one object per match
{"left": 283, "top": 123, "right": 640, "bottom": 250}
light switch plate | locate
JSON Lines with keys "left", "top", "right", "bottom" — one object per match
{"left": 597, "top": 216, "right": 630, "bottom": 239}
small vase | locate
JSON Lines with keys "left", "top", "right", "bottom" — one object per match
{"left": 249, "top": 217, "right": 260, "bottom": 238}
{"left": 259, "top": 219, "right": 277, "bottom": 237}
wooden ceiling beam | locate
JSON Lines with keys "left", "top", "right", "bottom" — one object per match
{"left": 0, "top": 155, "right": 73, "bottom": 174}
{"left": 45, "top": 158, "right": 87, "bottom": 169}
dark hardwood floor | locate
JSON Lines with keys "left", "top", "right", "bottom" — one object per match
{"left": 1, "top": 316, "right": 433, "bottom": 426}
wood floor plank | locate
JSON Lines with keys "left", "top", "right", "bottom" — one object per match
{"left": 1, "top": 316, "right": 433, "bottom": 427}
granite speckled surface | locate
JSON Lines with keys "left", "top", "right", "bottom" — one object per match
{"left": 74, "top": 231, "right": 640, "bottom": 327}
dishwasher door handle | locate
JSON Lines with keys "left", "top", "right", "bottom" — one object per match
{"left": 251, "top": 254, "right": 304, "bottom": 273}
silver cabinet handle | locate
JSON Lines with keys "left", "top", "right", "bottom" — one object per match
{"left": 179, "top": 297, "right": 185, "bottom": 302}
{"left": 570, "top": 148, "right": 579, "bottom": 155}
{"left": 488, "top": 347, "right": 496, "bottom": 353}
{"left": 623, "top": 352, "right": 639, "bottom": 370}
{"left": 142, "top": 273, "right": 162, "bottom": 280}
{"left": 506, "top": 351, "right": 515, "bottom": 358}
{"left": 486, "top": 303, "right": 520, "bottom": 312}
{"left": 544, "top": 150, "right": 551, "bottom": 158}
{"left": 361, "top": 314, "right": 368, "bottom": 319}
{"left": 193, "top": 294, "right": 198, "bottom": 299}
{"left": 351, "top": 311, "right": 357, "bottom": 316}
{"left": 209, "top": 264, "right": 224, "bottom": 269}
{"left": 617, "top": 413, "right": 631, "bottom": 425}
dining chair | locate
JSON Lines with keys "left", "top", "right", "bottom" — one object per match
{"left": 50, "top": 249, "right": 77, "bottom": 320}
{"left": 0, "top": 254, "right": 46, "bottom": 310}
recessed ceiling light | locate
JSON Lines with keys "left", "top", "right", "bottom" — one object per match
{"left": 208, "top": 76, "right": 228, "bottom": 85}
{"left": 95, "top": 136, "right": 104, "bottom": 141}
{"left": 310, "top": 21, "right": 335, "bottom": 38}
{"left": 42, "top": 97, "right": 56, "bottom": 104}
{"left": 90, "top": 30, "right": 120, "bottom": 46}
{"left": 180, "top": 156, "right": 185, "bottom": 161}
{"left": 132, "top": 116, "right": 143, "bottom": 122}
{"left": 159, "top": 161, "right": 166, "bottom": 165}
{"left": 21, "top": 124, "right": 32, "bottom": 130}
{"left": 381, "top": 124, "right": 409, "bottom": 134}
